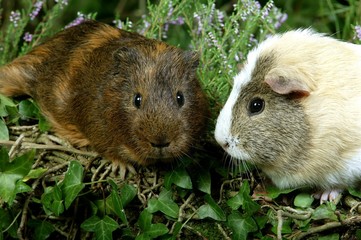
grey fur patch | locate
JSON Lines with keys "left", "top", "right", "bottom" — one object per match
{"left": 230, "top": 52, "right": 311, "bottom": 174}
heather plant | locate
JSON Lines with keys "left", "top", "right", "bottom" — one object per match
{"left": 0, "top": 0, "right": 361, "bottom": 239}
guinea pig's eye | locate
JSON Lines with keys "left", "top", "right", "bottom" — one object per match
{"left": 248, "top": 97, "right": 265, "bottom": 115}
{"left": 134, "top": 93, "right": 142, "bottom": 108}
{"left": 176, "top": 91, "right": 185, "bottom": 107}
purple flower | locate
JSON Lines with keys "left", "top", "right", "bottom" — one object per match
{"left": 261, "top": 1, "right": 273, "bottom": 20}
{"left": 274, "top": 13, "right": 287, "bottom": 29}
{"left": 355, "top": 25, "right": 361, "bottom": 41}
{"left": 9, "top": 11, "right": 21, "bottom": 27}
{"left": 65, "top": 12, "right": 87, "bottom": 29}
{"left": 23, "top": 32, "right": 33, "bottom": 42}
{"left": 30, "top": 1, "right": 43, "bottom": 20}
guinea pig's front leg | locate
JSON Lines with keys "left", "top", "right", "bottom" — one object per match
{"left": 313, "top": 189, "right": 343, "bottom": 204}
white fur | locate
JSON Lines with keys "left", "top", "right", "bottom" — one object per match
{"left": 214, "top": 41, "right": 260, "bottom": 160}
{"left": 215, "top": 29, "right": 361, "bottom": 198}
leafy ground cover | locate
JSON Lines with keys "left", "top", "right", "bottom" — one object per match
{"left": 1, "top": 0, "right": 361, "bottom": 239}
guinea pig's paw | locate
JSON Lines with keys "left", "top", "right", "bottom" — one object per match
{"left": 313, "top": 189, "right": 343, "bottom": 204}
{"left": 111, "top": 161, "right": 137, "bottom": 180}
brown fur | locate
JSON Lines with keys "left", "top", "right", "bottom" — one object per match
{"left": 0, "top": 20, "right": 209, "bottom": 167}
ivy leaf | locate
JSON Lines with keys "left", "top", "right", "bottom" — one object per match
{"left": 60, "top": 161, "right": 85, "bottom": 209}
{"left": 0, "top": 95, "right": 15, "bottom": 117}
{"left": 312, "top": 202, "right": 338, "bottom": 221}
{"left": 119, "top": 183, "right": 137, "bottom": 207}
{"left": 18, "top": 99, "right": 38, "bottom": 119}
{"left": 0, "top": 149, "right": 34, "bottom": 204}
{"left": 147, "top": 189, "right": 179, "bottom": 219}
{"left": 227, "top": 211, "right": 258, "bottom": 240}
{"left": 195, "top": 169, "right": 211, "bottom": 194}
{"left": 264, "top": 184, "right": 296, "bottom": 199}
{"left": 146, "top": 223, "right": 168, "bottom": 238}
{"left": 164, "top": 167, "right": 192, "bottom": 189}
{"left": 198, "top": 194, "right": 226, "bottom": 221}
{"left": 0, "top": 95, "right": 16, "bottom": 107}
{"left": 294, "top": 193, "right": 314, "bottom": 208}
{"left": 138, "top": 209, "right": 152, "bottom": 231}
{"left": 41, "top": 185, "right": 64, "bottom": 216}
{"left": 137, "top": 209, "right": 169, "bottom": 239}
{"left": 108, "top": 179, "right": 128, "bottom": 224}
{"left": 29, "top": 220, "right": 55, "bottom": 240}
{"left": 226, "top": 180, "right": 260, "bottom": 215}
{"left": 0, "top": 119, "right": 9, "bottom": 140}
{"left": 81, "top": 215, "right": 119, "bottom": 240}
{"left": 348, "top": 187, "right": 361, "bottom": 198}
{"left": 23, "top": 168, "right": 48, "bottom": 181}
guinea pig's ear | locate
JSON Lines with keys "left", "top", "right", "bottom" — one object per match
{"left": 265, "top": 67, "right": 311, "bottom": 97}
{"left": 183, "top": 51, "right": 199, "bottom": 70}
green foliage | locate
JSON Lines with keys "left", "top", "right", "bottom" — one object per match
{"left": 0, "top": 148, "right": 34, "bottom": 205}
{"left": 0, "top": 0, "right": 361, "bottom": 239}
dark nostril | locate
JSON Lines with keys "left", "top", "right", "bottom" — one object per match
{"left": 151, "top": 142, "right": 170, "bottom": 148}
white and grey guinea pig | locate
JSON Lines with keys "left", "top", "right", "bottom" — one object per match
{"left": 215, "top": 29, "right": 361, "bottom": 202}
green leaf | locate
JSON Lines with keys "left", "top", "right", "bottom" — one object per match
{"left": 137, "top": 209, "right": 169, "bottom": 238}
{"left": 138, "top": 209, "right": 152, "bottom": 231}
{"left": 264, "top": 184, "right": 296, "bottom": 199}
{"left": 38, "top": 114, "right": 50, "bottom": 132}
{"left": 108, "top": 179, "right": 127, "bottom": 224}
{"left": 14, "top": 180, "right": 32, "bottom": 194}
{"left": 195, "top": 169, "right": 211, "bottom": 194}
{"left": 41, "top": 185, "right": 64, "bottom": 216}
{"left": 164, "top": 167, "right": 192, "bottom": 189}
{"left": 294, "top": 193, "right": 314, "bottom": 208}
{"left": 18, "top": 99, "right": 38, "bottom": 119}
{"left": 146, "top": 223, "right": 168, "bottom": 238}
{"left": 0, "top": 95, "right": 16, "bottom": 107}
{"left": 0, "top": 95, "right": 15, "bottom": 117}
{"left": 227, "top": 211, "right": 258, "bottom": 240}
{"left": 29, "top": 220, "right": 55, "bottom": 240}
{"left": 198, "top": 194, "right": 226, "bottom": 221}
{"left": 147, "top": 189, "right": 179, "bottom": 219}
{"left": 119, "top": 183, "right": 137, "bottom": 207}
{"left": 0, "top": 120, "right": 9, "bottom": 140}
{"left": 60, "top": 161, "right": 85, "bottom": 209}
{"left": 348, "top": 187, "right": 361, "bottom": 198}
{"left": 23, "top": 168, "right": 48, "bottom": 181}
{"left": 0, "top": 149, "right": 34, "bottom": 204}
{"left": 81, "top": 215, "right": 119, "bottom": 240}
{"left": 312, "top": 202, "right": 338, "bottom": 221}
{"left": 226, "top": 181, "right": 260, "bottom": 215}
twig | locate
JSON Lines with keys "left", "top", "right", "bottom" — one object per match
{"left": 178, "top": 193, "right": 195, "bottom": 222}
{"left": 277, "top": 210, "right": 283, "bottom": 240}
{"left": 91, "top": 160, "right": 107, "bottom": 188}
{"left": 8, "top": 133, "right": 25, "bottom": 158}
{"left": 0, "top": 139, "right": 98, "bottom": 157}
{"left": 217, "top": 223, "right": 231, "bottom": 240}
{"left": 17, "top": 193, "right": 32, "bottom": 240}
{"left": 292, "top": 216, "right": 361, "bottom": 239}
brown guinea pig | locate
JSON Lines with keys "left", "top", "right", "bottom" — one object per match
{"left": 0, "top": 20, "right": 209, "bottom": 175}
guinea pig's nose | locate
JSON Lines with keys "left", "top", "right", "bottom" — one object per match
{"left": 151, "top": 141, "right": 170, "bottom": 148}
